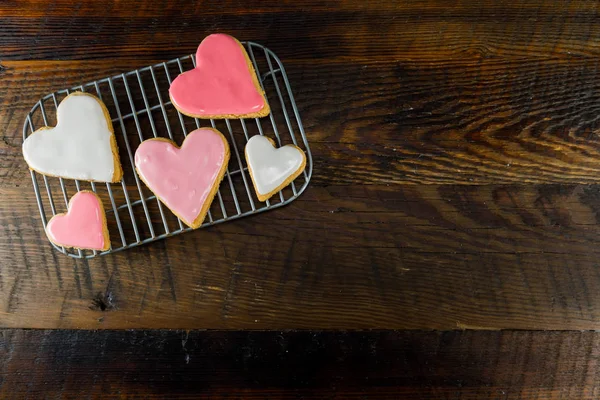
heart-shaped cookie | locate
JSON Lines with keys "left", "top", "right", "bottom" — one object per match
{"left": 22, "top": 92, "right": 123, "bottom": 182}
{"left": 169, "top": 34, "right": 270, "bottom": 119}
{"left": 134, "top": 128, "right": 230, "bottom": 228}
{"left": 46, "top": 191, "right": 110, "bottom": 251}
{"left": 245, "top": 135, "right": 306, "bottom": 202}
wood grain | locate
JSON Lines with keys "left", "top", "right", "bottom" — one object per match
{"left": 3, "top": 0, "right": 600, "bottom": 61}
{"left": 2, "top": 184, "right": 600, "bottom": 329}
{"left": 5, "top": 56, "right": 600, "bottom": 186}
{"left": 1, "top": 329, "right": 599, "bottom": 399}
{"left": 2, "top": 0, "right": 600, "bottom": 331}
{"left": 5, "top": 0, "right": 600, "bottom": 396}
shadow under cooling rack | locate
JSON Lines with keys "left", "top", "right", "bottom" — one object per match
{"left": 23, "top": 41, "right": 313, "bottom": 259}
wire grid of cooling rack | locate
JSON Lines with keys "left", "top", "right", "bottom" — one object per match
{"left": 23, "top": 42, "right": 313, "bottom": 259}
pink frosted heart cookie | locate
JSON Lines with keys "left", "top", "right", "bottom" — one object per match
{"left": 168, "top": 34, "right": 270, "bottom": 119}
{"left": 46, "top": 191, "right": 110, "bottom": 251}
{"left": 134, "top": 128, "right": 230, "bottom": 228}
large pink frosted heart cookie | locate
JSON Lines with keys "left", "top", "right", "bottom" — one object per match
{"left": 134, "top": 128, "right": 230, "bottom": 228}
{"left": 168, "top": 34, "right": 270, "bottom": 119}
{"left": 46, "top": 191, "right": 110, "bottom": 251}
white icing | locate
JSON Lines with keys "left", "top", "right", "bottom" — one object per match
{"left": 22, "top": 93, "right": 116, "bottom": 182}
{"left": 245, "top": 135, "right": 305, "bottom": 196}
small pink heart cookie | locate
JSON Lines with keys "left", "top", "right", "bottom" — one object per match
{"left": 169, "top": 34, "right": 270, "bottom": 119}
{"left": 46, "top": 191, "right": 110, "bottom": 251}
{"left": 245, "top": 135, "right": 306, "bottom": 202}
{"left": 134, "top": 128, "right": 230, "bottom": 228}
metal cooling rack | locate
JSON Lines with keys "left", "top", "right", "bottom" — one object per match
{"left": 23, "top": 42, "right": 313, "bottom": 259}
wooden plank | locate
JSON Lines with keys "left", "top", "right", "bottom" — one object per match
{"left": 2, "top": 184, "right": 600, "bottom": 329}
{"left": 3, "top": 0, "right": 600, "bottom": 18}
{"left": 4, "top": 57, "right": 600, "bottom": 187}
{"left": 7, "top": 0, "right": 595, "bottom": 18}
{"left": 1, "top": 329, "right": 599, "bottom": 398}
{"left": 3, "top": 1, "right": 600, "bottom": 61}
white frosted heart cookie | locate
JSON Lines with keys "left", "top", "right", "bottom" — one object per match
{"left": 22, "top": 92, "right": 123, "bottom": 182}
{"left": 245, "top": 135, "right": 306, "bottom": 202}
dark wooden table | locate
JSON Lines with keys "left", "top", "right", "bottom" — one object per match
{"left": 2, "top": 0, "right": 600, "bottom": 397}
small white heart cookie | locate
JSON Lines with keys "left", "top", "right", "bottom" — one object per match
{"left": 245, "top": 135, "right": 306, "bottom": 202}
{"left": 22, "top": 92, "right": 123, "bottom": 182}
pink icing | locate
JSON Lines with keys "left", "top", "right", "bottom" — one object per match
{"left": 46, "top": 191, "right": 106, "bottom": 250}
{"left": 134, "top": 128, "right": 227, "bottom": 226}
{"left": 168, "top": 34, "right": 266, "bottom": 116}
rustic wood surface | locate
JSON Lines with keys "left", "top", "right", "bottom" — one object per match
{"left": 1, "top": 329, "right": 600, "bottom": 399}
{"left": 3, "top": 0, "right": 600, "bottom": 330}
{"left": 3, "top": 0, "right": 600, "bottom": 397}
